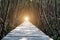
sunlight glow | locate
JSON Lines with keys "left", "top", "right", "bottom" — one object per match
{"left": 24, "top": 17, "right": 29, "bottom": 21}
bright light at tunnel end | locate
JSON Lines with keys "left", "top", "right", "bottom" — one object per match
{"left": 24, "top": 17, "right": 29, "bottom": 21}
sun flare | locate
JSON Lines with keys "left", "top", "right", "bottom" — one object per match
{"left": 24, "top": 17, "right": 29, "bottom": 21}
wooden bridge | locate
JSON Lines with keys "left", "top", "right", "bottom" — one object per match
{"left": 2, "top": 21, "right": 53, "bottom": 40}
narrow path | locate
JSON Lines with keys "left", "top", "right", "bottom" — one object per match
{"left": 2, "top": 21, "right": 53, "bottom": 40}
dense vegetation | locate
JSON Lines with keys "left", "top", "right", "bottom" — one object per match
{"left": 0, "top": 0, "right": 60, "bottom": 40}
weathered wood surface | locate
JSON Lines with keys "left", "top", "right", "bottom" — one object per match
{"left": 2, "top": 21, "right": 53, "bottom": 40}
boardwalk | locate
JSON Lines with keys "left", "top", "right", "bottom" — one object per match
{"left": 2, "top": 21, "right": 53, "bottom": 40}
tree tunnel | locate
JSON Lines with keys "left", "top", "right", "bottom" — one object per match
{"left": 8, "top": 0, "right": 43, "bottom": 30}
{"left": 13, "top": 5, "right": 41, "bottom": 27}
{"left": 0, "top": 0, "right": 60, "bottom": 40}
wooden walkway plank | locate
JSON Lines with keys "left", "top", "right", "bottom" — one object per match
{"left": 2, "top": 21, "right": 53, "bottom": 40}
